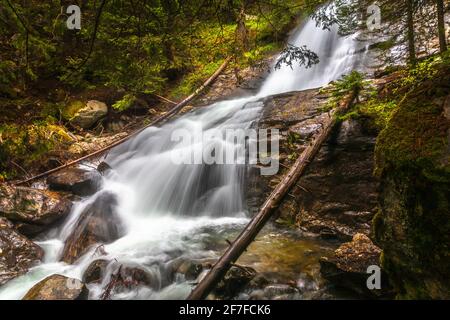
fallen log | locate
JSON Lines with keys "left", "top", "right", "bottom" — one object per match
{"left": 187, "top": 91, "right": 357, "bottom": 300}
{"left": 15, "top": 56, "right": 233, "bottom": 186}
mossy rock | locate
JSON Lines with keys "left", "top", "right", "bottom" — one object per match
{"left": 375, "top": 94, "right": 449, "bottom": 177}
{"left": 23, "top": 274, "right": 88, "bottom": 300}
{"left": 373, "top": 68, "right": 450, "bottom": 299}
{"left": 62, "top": 100, "right": 85, "bottom": 122}
{"left": 63, "top": 100, "right": 108, "bottom": 129}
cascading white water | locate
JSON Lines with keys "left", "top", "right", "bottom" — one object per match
{"left": 0, "top": 9, "right": 368, "bottom": 300}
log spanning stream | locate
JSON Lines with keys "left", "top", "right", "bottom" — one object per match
{"left": 0, "top": 7, "right": 369, "bottom": 300}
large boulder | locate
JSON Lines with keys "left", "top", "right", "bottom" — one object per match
{"left": 0, "top": 185, "right": 72, "bottom": 236}
{"left": 68, "top": 100, "right": 108, "bottom": 129}
{"left": 82, "top": 259, "right": 111, "bottom": 284}
{"left": 373, "top": 88, "right": 450, "bottom": 299}
{"left": 294, "top": 119, "right": 378, "bottom": 241}
{"left": 0, "top": 218, "right": 43, "bottom": 285}
{"left": 23, "top": 274, "right": 89, "bottom": 300}
{"left": 61, "top": 192, "right": 123, "bottom": 264}
{"left": 319, "top": 233, "right": 391, "bottom": 298}
{"left": 47, "top": 167, "right": 101, "bottom": 196}
{"left": 212, "top": 265, "right": 257, "bottom": 299}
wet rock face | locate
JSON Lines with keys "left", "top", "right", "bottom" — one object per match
{"left": 319, "top": 234, "right": 391, "bottom": 298}
{"left": 374, "top": 171, "right": 450, "bottom": 299}
{"left": 172, "top": 259, "right": 204, "bottom": 281}
{"left": 196, "top": 58, "right": 272, "bottom": 106}
{"left": 295, "top": 119, "right": 379, "bottom": 241}
{"left": 0, "top": 218, "right": 43, "bottom": 285}
{"left": 251, "top": 89, "right": 379, "bottom": 241}
{"left": 47, "top": 167, "right": 102, "bottom": 196}
{"left": 0, "top": 185, "right": 72, "bottom": 236}
{"left": 61, "top": 192, "right": 124, "bottom": 264}
{"left": 23, "top": 274, "right": 89, "bottom": 300}
{"left": 83, "top": 259, "right": 110, "bottom": 284}
{"left": 212, "top": 265, "right": 257, "bottom": 299}
{"left": 258, "top": 89, "right": 330, "bottom": 130}
{"left": 247, "top": 89, "right": 331, "bottom": 214}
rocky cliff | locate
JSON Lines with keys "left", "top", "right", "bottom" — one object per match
{"left": 373, "top": 66, "right": 450, "bottom": 299}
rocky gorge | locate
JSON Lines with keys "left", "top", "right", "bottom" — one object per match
{"left": 1, "top": 1, "right": 450, "bottom": 301}
{"left": 0, "top": 72, "right": 396, "bottom": 300}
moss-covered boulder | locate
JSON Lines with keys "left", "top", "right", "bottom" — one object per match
{"left": 63, "top": 100, "right": 108, "bottom": 129}
{"left": 373, "top": 80, "right": 450, "bottom": 299}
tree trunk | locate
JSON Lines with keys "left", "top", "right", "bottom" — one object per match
{"left": 406, "top": 0, "right": 416, "bottom": 65}
{"left": 436, "top": 0, "right": 447, "bottom": 53}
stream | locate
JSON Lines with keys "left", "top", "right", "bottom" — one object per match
{"left": 0, "top": 6, "right": 369, "bottom": 300}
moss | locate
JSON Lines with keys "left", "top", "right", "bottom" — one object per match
{"left": 375, "top": 98, "right": 449, "bottom": 177}
{"left": 0, "top": 122, "right": 73, "bottom": 179}
{"left": 372, "top": 55, "right": 450, "bottom": 299}
{"left": 61, "top": 100, "right": 85, "bottom": 121}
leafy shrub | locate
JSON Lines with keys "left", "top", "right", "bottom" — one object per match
{"left": 112, "top": 94, "right": 137, "bottom": 112}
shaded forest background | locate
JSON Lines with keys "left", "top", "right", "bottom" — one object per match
{"left": 0, "top": 0, "right": 449, "bottom": 180}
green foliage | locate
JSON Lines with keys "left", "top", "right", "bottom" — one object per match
{"left": 0, "top": 122, "right": 73, "bottom": 180}
{"left": 112, "top": 94, "right": 137, "bottom": 112}
{"left": 0, "top": 0, "right": 307, "bottom": 96}
{"left": 393, "top": 55, "right": 444, "bottom": 93}
{"left": 323, "top": 71, "right": 367, "bottom": 111}
{"left": 275, "top": 44, "right": 319, "bottom": 70}
{"left": 357, "top": 100, "right": 397, "bottom": 129}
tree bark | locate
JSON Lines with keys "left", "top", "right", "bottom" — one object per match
{"left": 436, "top": 0, "right": 447, "bottom": 53}
{"left": 406, "top": 0, "right": 416, "bottom": 65}
{"left": 187, "top": 92, "right": 358, "bottom": 300}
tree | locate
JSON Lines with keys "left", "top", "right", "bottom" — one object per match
{"left": 310, "top": 0, "right": 424, "bottom": 65}
{"left": 406, "top": 0, "right": 417, "bottom": 64}
{"left": 435, "top": 0, "right": 447, "bottom": 53}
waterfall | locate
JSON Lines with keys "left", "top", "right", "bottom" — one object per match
{"left": 0, "top": 9, "right": 367, "bottom": 300}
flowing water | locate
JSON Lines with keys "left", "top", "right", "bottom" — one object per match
{"left": 0, "top": 9, "right": 369, "bottom": 300}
